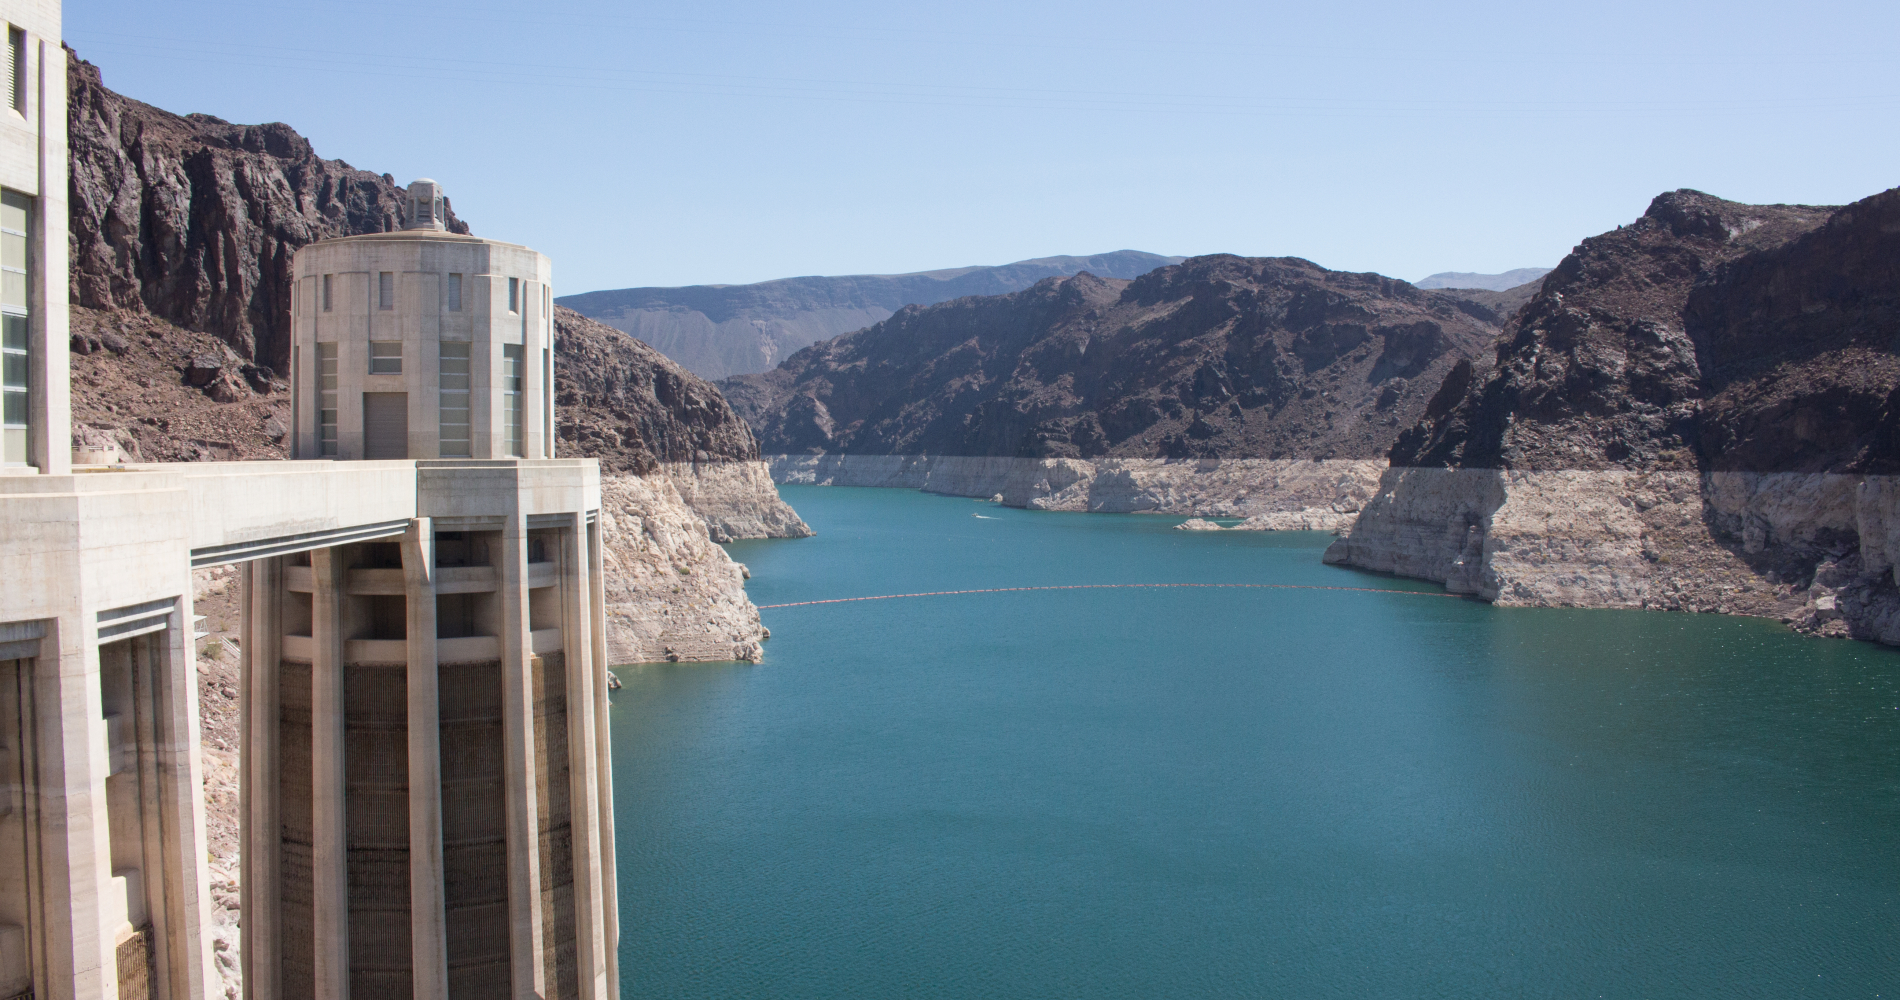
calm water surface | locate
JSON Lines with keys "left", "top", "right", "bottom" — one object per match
{"left": 611, "top": 486, "right": 1900, "bottom": 998}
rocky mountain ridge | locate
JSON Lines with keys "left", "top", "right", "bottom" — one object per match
{"left": 557, "top": 250, "right": 1186, "bottom": 380}
{"left": 722, "top": 254, "right": 1517, "bottom": 463}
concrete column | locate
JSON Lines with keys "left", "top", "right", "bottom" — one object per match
{"left": 29, "top": 37, "right": 70, "bottom": 476}
{"left": 160, "top": 591, "right": 217, "bottom": 1000}
{"left": 310, "top": 548, "right": 349, "bottom": 999}
{"left": 241, "top": 559, "right": 284, "bottom": 999}
{"left": 587, "top": 517, "right": 618, "bottom": 1000}
{"left": 498, "top": 515, "right": 546, "bottom": 1000}
{"left": 560, "top": 515, "right": 606, "bottom": 1000}
{"left": 401, "top": 521, "right": 448, "bottom": 1000}
{"left": 34, "top": 615, "right": 118, "bottom": 1000}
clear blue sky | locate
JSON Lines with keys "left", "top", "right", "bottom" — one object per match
{"left": 66, "top": 0, "right": 1900, "bottom": 294}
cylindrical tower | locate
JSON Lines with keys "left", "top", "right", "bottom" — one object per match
{"left": 289, "top": 180, "right": 557, "bottom": 462}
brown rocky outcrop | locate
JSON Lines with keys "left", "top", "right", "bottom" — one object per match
{"left": 1331, "top": 186, "right": 1900, "bottom": 646}
{"left": 1687, "top": 187, "right": 1900, "bottom": 475}
{"left": 66, "top": 48, "right": 467, "bottom": 374}
{"left": 554, "top": 305, "right": 762, "bottom": 473}
{"left": 723, "top": 255, "right": 1508, "bottom": 463}
{"left": 1389, "top": 191, "right": 1834, "bottom": 472}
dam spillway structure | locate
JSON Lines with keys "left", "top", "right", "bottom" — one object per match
{"left": 0, "top": 0, "right": 620, "bottom": 991}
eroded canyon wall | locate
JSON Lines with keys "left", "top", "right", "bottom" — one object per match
{"left": 1330, "top": 187, "right": 1900, "bottom": 644}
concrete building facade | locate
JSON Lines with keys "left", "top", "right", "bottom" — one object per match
{"left": 0, "top": 0, "right": 622, "bottom": 994}
{"left": 289, "top": 195, "right": 557, "bottom": 464}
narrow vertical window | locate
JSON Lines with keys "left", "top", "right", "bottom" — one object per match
{"left": 322, "top": 274, "right": 333, "bottom": 312}
{"left": 439, "top": 342, "right": 471, "bottom": 458}
{"left": 6, "top": 27, "right": 23, "bottom": 114}
{"left": 378, "top": 271, "right": 394, "bottom": 310}
{"left": 0, "top": 189, "right": 30, "bottom": 466}
{"left": 291, "top": 345, "right": 300, "bottom": 458}
{"left": 502, "top": 344, "right": 524, "bottom": 457}
{"left": 507, "top": 277, "right": 519, "bottom": 313}
{"left": 317, "top": 342, "right": 339, "bottom": 457}
{"left": 369, "top": 341, "right": 402, "bottom": 374}
{"left": 447, "top": 273, "right": 462, "bottom": 312}
{"left": 542, "top": 347, "right": 552, "bottom": 459}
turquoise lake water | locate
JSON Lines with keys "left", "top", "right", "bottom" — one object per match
{"left": 609, "top": 485, "right": 1900, "bottom": 998}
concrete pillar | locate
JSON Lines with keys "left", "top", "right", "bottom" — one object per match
{"left": 35, "top": 617, "right": 118, "bottom": 999}
{"left": 587, "top": 518, "right": 618, "bottom": 1000}
{"left": 498, "top": 515, "right": 546, "bottom": 999}
{"left": 159, "top": 593, "right": 217, "bottom": 1000}
{"left": 560, "top": 514, "right": 606, "bottom": 1000}
{"left": 310, "top": 548, "right": 349, "bottom": 1000}
{"left": 29, "top": 37, "right": 70, "bottom": 476}
{"left": 401, "top": 521, "right": 448, "bottom": 1000}
{"left": 241, "top": 559, "right": 283, "bottom": 999}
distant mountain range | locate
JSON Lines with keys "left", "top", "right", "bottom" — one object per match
{"left": 720, "top": 256, "right": 1523, "bottom": 461}
{"left": 1415, "top": 268, "right": 1551, "bottom": 291}
{"left": 556, "top": 250, "right": 1187, "bottom": 380}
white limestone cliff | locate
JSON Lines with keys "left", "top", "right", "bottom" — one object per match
{"left": 768, "top": 454, "right": 1384, "bottom": 523}
{"left": 597, "top": 473, "right": 771, "bottom": 665}
{"left": 660, "top": 460, "right": 813, "bottom": 541}
{"left": 1325, "top": 468, "right": 1900, "bottom": 643}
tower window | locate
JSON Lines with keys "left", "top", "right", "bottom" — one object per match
{"left": 379, "top": 271, "right": 395, "bottom": 310}
{"left": 502, "top": 344, "right": 524, "bottom": 458}
{"left": 322, "top": 274, "right": 332, "bottom": 311}
{"left": 6, "top": 27, "right": 23, "bottom": 114}
{"left": 507, "top": 277, "right": 519, "bottom": 313}
{"left": 1, "top": 189, "right": 30, "bottom": 466}
{"left": 317, "top": 342, "right": 339, "bottom": 457}
{"left": 369, "top": 341, "right": 402, "bottom": 374}
{"left": 447, "top": 273, "right": 462, "bottom": 312}
{"left": 439, "top": 342, "right": 470, "bottom": 458}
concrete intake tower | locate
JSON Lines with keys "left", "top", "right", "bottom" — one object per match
{"left": 0, "top": 0, "right": 621, "bottom": 990}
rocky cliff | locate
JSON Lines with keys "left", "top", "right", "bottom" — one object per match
{"left": 557, "top": 250, "right": 1186, "bottom": 380}
{"left": 67, "top": 49, "right": 468, "bottom": 374}
{"left": 1330, "top": 186, "right": 1900, "bottom": 645}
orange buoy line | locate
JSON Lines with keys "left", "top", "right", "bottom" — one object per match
{"left": 756, "top": 582, "right": 1460, "bottom": 609}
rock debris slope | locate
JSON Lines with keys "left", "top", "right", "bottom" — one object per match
{"left": 1331, "top": 186, "right": 1900, "bottom": 645}
{"left": 725, "top": 255, "right": 1523, "bottom": 522}
{"left": 558, "top": 250, "right": 1186, "bottom": 380}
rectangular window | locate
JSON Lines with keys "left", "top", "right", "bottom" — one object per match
{"left": 317, "top": 342, "right": 338, "bottom": 457}
{"left": 542, "top": 347, "right": 552, "bottom": 458}
{"left": 378, "top": 271, "right": 394, "bottom": 310}
{"left": 447, "top": 273, "right": 462, "bottom": 312}
{"left": 369, "top": 340, "right": 402, "bottom": 374}
{"left": 507, "top": 277, "right": 518, "bottom": 313}
{"left": 7, "top": 27, "right": 23, "bottom": 114}
{"left": 1, "top": 189, "right": 29, "bottom": 466}
{"left": 502, "top": 343, "right": 524, "bottom": 458}
{"left": 322, "top": 274, "right": 332, "bottom": 312}
{"left": 439, "top": 342, "right": 470, "bottom": 458}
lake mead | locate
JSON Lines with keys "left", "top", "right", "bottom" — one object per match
{"left": 611, "top": 485, "right": 1899, "bottom": 998}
